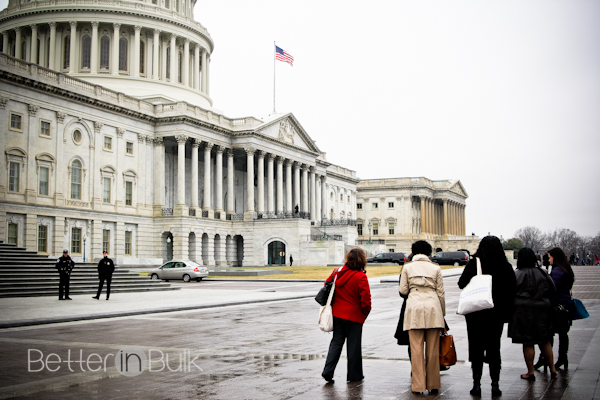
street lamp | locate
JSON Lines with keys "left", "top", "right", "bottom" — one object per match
{"left": 368, "top": 221, "right": 372, "bottom": 244}
{"left": 323, "top": 214, "right": 327, "bottom": 240}
{"left": 83, "top": 235, "right": 87, "bottom": 262}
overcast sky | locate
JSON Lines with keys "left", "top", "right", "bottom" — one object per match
{"left": 198, "top": 0, "right": 600, "bottom": 239}
{"left": 2, "top": 0, "right": 597, "bottom": 239}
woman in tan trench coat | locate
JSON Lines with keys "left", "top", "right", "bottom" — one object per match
{"left": 400, "top": 240, "right": 446, "bottom": 395}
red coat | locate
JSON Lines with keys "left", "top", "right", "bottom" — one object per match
{"left": 325, "top": 266, "right": 371, "bottom": 324}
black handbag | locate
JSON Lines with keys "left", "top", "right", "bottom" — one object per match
{"left": 315, "top": 267, "right": 342, "bottom": 306}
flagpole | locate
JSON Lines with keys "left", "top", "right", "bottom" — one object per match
{"left": 273, "top": 41, "right": 276, "bottom": 113}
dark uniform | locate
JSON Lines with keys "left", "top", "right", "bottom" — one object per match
{"left": 93, "top": 254, "right": 115, "bottom": 300}
{"left": 56, "top": 253, "right": 74, "bottom": 300}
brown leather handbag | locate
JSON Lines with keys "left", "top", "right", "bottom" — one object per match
{"left": 439, "top": 332, "right": 457, "bottom": 367}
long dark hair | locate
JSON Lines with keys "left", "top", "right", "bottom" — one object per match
{"left": 345, "top": 248, "right": 367, "bottom": 272}
{"left": 548, "top": 247, "right": 575, "bottom": 282}
{"left": 473, "top": 235, "right": 508, "bottom": 265}
{"left": 516, "top": 247, "right": 538, "bottom": 269}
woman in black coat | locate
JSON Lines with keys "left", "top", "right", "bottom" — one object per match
{"left": 458, "top": 236, "right": 516, "bottom": 397}
{"left": 508, "top": 248, "right": 558, "bottom": 380}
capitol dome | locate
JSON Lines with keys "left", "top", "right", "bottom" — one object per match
{"left": 0, "top": 0, "right": 214, "bottom": 108}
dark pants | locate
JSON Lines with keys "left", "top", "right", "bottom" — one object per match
{"left": 322, "top": 316, "right": 364, "bottom": 382}
{"left": 58, "top": 271, "right": 70, "bottom": 299}
{"left": 96, "top": 274, "right": 113, "bottom": 299}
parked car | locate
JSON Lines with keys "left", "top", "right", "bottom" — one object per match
{"left": 429, "top": 251, "right": 469, "bottom": 266}
{"left": 150, "top": 260, "right": 209, "bottom": 282}
{"left": 366, "top": 252, "right": 407, "bottom": 265}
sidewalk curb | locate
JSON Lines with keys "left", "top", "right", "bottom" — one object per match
{"left": 0, "top": 293, "right": 315, "bottom": 330}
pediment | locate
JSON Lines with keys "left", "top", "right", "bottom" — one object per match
{"left": 449, "top": 180, "right": 468, "bottom": 198}
{"left": 256, "top": 114, "right": 320, "bottom": 153}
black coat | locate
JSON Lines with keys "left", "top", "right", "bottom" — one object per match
{"left": 56, "top": 256, "right": 74, "bottom": 274}
{"left": 97, "top": 257, "right": 115, "bottom": 277}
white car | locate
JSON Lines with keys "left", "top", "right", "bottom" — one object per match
{"left": 150, "top": 260, "right": 209, "bottom": 282}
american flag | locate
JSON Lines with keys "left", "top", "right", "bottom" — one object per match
{"left": 275, "top": 46, "right": 294, "bottom": 66}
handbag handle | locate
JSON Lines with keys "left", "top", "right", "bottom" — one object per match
{"left": 326, "top": 267, "right": 343, "bottom": 306}
{"left": 476, "top": 257, "right": 482, "bottom": 275}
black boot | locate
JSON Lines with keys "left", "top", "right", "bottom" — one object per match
{"left": 490, "top": 365, "right": 502, "bottom": 397}
{"left": 470, "top": 362, "right": 483, "bottom": 396}
{"left": 533, "top": 355, "right": 546, "bottom": 371}
{"left": 555, "top": 334, "right": 569, "bottom": 370}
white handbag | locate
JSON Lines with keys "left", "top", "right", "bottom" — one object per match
{"left": 318, "top": 268, "right": 341, "bottom": 332}
{"left": 457, "top": 258, "right": 494, "bottom": 315}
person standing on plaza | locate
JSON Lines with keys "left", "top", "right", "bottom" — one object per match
{"left": 321, "top": 248, "right": 371, "bottom": 384}
{"left": 400, "top": 240, "right": 445, "bottom": 395}
{"left": 56, "top": 249, "right": 74, "bottom": 300}
{"left": 93, "top": 251, "right": 115, "bottom": 300}
{"left": 595, "top": 254, "right": 600, "bottom": 266}
{"left": 289, "top": 254, "right": 293, "bottom": 266}
{"left": 458, "top": 235, "right": 516, "bottom": 397}
{"left": 508, "top": 248, "right": 558, "bottom": 381}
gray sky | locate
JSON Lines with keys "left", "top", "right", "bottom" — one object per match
{"left": 2, "top": 0, "right": 598, "bottom": 239}
{"left": 199, "top": 0, "right": 600, "bottom": 239}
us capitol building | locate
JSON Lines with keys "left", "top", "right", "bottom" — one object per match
{"left": 0, "top": 0, "right": 478, "bottom": 266}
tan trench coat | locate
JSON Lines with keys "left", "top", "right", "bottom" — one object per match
{"left": 399, "top": 254, "right": 446, "bottom": 330}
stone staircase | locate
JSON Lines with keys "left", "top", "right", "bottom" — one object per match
{"left": 0, "top": 243, "right": 179, "bottom": 298}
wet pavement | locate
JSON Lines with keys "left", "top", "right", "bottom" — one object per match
{"left": 0, "top": 266, "right": 598, "bottom": 399}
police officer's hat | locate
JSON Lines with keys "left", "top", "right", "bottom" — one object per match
{"left": 63, "top": 249, "right": 69, "bottom": 253}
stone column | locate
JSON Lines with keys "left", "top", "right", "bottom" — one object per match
{"left": 285, "top": 159, "right": 292, "bottom": 212}
{"left": 321, "top": 175, "right": 327, "bottom": 222}
{"left": 111, "top": 23, "right": 120, "bottom": 75}
{"left": 244, "top": 148, "right": 255, "bottom": 220}
{"left": 267, "top": 154, "right": 275, "bottom": 213}
{"left": 201, "top": 48, "right": 207, "bottom": 93}
{"left": 301, "top": 165, "right": 309, "bottom": 214}
{"left": 153, "top": 29, "right": 160, "bottom": 80}
{"left": 161, "top": 37, "right": 168, "bottom": 81}
{"left": 132, "top": 26, "right": 141, "bottom": 77}
{"left": 174, "top": 135, "right": 188, "bottom": 216}
{"left": 193, "top": 44, "right": 200, "bottom": 90}
{"left": 153, "top": 138, "right": 165, "bottom": 214}
{"left": 226, "top": 150, "right": 234, "bottom": 214}
{"left": 30, "top": 25, "right": 38, "bottom": 64}
{"left": 215, "top": 146, "right": 224, "bottom": 219}
{"left": 90, "top": 22, "right": 99, "bottom": 74}
{"left": 49, "top": 23, "right": 57, "bottom": 70}
{"left": 1, "top": 31, "right": 8, "bottom": 55}
{"left": 310, "top": 167, "right": 316, "bottom": 221}
{"left": 183, "top": 38, "right": 189, "bottom": 86}
{"left": 256, "top": 151, "right": 265, "bottom": 214}
{"left": 136, "top": 134, "right": 146, "bottom": 211}
{"left": 203, "top": 142, "right": 213, "bottom": 216}
{"left": 420, "top": 196, "right": 426, "bottom": 235}
{"left": 442, "top": 199, "right": 448, "bottom": 236}
{"left": 206, "top": 55, "right": 210, "bottom": 95}
{"left": 68, "top": 22, "right": 77, "bottom": 73}
{"left": 190, "top": 139, "right": 200, "bottom": 211}
{"left": 15, "top": 27, "right": 22, "bottom": 59}
{"left": 316, "top": 175, "right": 321, "bottom": 223}
{"left": 293, "top": 162, "right": 300, "bottom": 213}
{"left": 462, "top": 205, "right": 466, "bottom": 236}
{"left": 169, "top": 34, "right": 176, "bottom": 81}
{"left": 276, "top": 158, "right": 284, "bottom": 213}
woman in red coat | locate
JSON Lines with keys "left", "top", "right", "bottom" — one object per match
{"left": 321, "top": 248, "right": 371, "bottom": 384}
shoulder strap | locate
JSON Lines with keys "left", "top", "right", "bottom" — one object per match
{"left": 476, "top": 257, "right": 482, "bottom": 275}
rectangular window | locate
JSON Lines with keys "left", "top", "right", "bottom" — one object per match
{"left": 125, "top": 231, "right": 132, "bottom": 255}
{"left": 9, "top": 162, "right": 19, "bottom": 192}
{"left": 10, "top": 113, "right": 22, "bottom": 130}
{"left": 388, "top": 202, "right": 394, "bottom": 208}
{"left": 357, "top": 203, "right": 362, "bottom": 210}
{"left": 373, "top": 223, "right": 379, "bottom": 235}
{"left": 372, "top": 203, "right": 378, "bottom": 210}
{"left": 126, "top": 141, "right": 133, "bottom": 154}
{"left": 389, "top": 223, "right": 395, "bottom": 235}
{"left": 7, "top": 222, "right": 18, "bottom": 245}
{"left": 71, "top": 227, "right": 81, "bottom": 254}
{"left": 389, "top": 249, "right": 395, "bottom": 253}
{"left": 125, "top": 181, "right": 132, "bottom": 206}
{"left": 39, "top": 167, "right": 49, "bottom": 196}
{"left": 102, "top": 229, "right": 110, "bottom": 253}
{"left": 103, "top": 177, "right": 111, "bottom": 203}
{"left": 38, "top": 225, "right": 48, "bottom": 252}
{"left": 357, "top": 224, "right": 363, "bottom": 235}
{"left": 103, "top": 136, "right": 112, "bottom": 150}
{"left": 40, "top": 120, "right": 51, "bottom": 136}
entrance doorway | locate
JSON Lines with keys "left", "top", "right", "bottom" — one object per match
{"left": 268, "top": 241, "right": 286, "bottom": 266}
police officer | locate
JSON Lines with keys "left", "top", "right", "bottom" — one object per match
{"left": 93, "top": 250, "right": 115, "bottom": 300}
{"left": 56, "top": 249, "right": 74, "bottom": 300}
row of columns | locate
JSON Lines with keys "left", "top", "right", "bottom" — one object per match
{"left": 418, "top": 197, "right": 466, "bottom": 236}
{"left": 1, "top": 22, "right": 210, "bottom": 95}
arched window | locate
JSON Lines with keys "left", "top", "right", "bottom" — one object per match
{"left": 165, "top": 0, "right": 170, "bottom": 8}
{"left": 71, "top": 160, "right": 82, "bottom": 200}
{"left": 178, "top": 51, "right": 182, "bottom": 83}
{"left": 21, "top": 40, "right": 26, "bottom": 61}
{"left": 119, "top": 37, "right": 128, "bottom": 71}
{"left": 100, "top": 37, "right": 110, "bottom": 69}
{"left": 139, "top": 42, "right": 145, "bottom": 74}
{"left": 63, "top": 36, "right": 70, "bottom": 69}
{"left": 166, "top": 48, "right": 170, "bottom": 79}
{"left": 81, "top": 36, "right": 91, "bottom": 68}
{"left": 46, "top": 37, "right": 50, "bottom": 67}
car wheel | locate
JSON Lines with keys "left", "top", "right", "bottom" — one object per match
{"left": 183, "top": 274, "right": 191, "bottom": 282}
{"left": 454, "top": 262, "right": 459, "bottom": 267}
{"left": 196, "top": 278, "right": 203, "bottom": 282}
{"left": 151, "top": 274, "right": 160, "bottom": 281}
